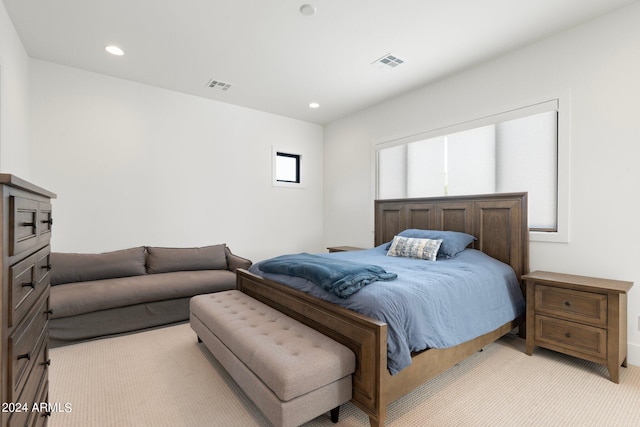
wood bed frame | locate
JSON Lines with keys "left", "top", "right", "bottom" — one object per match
{"left": 236, "top": 192, "right": 529, "bottom": 426}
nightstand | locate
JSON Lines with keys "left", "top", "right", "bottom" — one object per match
{"left": 522, "top": 270, "right": 633, "bottom": 383}
{"left": 327, "top": 246, "right": 365, "bottom": 253}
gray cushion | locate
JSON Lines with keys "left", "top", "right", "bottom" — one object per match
{"left": 50, "top": 270, "right": 236, "bottom": 318}
{"left": 147, "top": 244, "right": 228, "bottom": 273}
{"left": 50, "top": 247, "right": 146, "bottom": 285}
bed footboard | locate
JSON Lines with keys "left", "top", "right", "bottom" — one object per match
{"left": 236, "top": 268, "right": 388, "bottom": 426}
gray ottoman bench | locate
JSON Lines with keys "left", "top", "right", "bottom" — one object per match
{"left": 190, "top": 290, "right": 355, "bottom": 427}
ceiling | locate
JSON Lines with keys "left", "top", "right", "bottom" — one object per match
{"left": 3, "top": 0, "right": 636, "bottom": 124}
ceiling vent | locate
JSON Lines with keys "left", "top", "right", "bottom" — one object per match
{"left": 371, "top": 54, "right": 405, "bottom": 69}
{"left": 206, "top": 79, "right": 233, "bottom": 91}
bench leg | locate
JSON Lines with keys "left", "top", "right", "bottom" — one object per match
{"left": 330, "top": 406, "right": 340, "bottom": 423}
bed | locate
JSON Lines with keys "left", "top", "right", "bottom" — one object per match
{"left": 236, "top": 192, "right": 529, "bottom": 427}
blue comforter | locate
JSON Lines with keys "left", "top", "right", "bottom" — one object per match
{"left": 258, "top": 253, "right": 397, "bottom": 298}
{"left": 249, "top": 245, "right": 525, "bottom": 375}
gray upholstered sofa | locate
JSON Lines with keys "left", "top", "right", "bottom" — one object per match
{"left": 49, "top": 244, "right": 251, "bottom": 347}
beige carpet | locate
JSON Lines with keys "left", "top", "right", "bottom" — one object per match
{"left": 49, "top": 323, "right": 640, "bottom": 427}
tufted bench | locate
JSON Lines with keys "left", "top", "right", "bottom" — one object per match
{"left": 190, "top": 290, "right": 355, "bottom": 427}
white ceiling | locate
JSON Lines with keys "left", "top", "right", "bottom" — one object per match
{"left": 3, "top": 0, "right": 636, "bottom": 124}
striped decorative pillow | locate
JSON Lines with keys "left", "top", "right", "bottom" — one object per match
{"left": 386, "top": 236, "right": 443, "bottom": 261}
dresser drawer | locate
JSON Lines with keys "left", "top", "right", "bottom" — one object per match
{"left": 10, "top": 247, "right": 51, "bottom": 328}
{"left": 10, "top": 196, "right": 39, "bottom": 256}
{"left": 10, "top": 295, "right": 49, "bottom": 397}
{"left": 38, "top": 202, "right": 53, "bottom": 241}
{"left": 8, "top": 335, "right": 49, "bottom": 427}
{"left": 10, "top": 253, "right": 37, "bottom": 328}
{"left": 6, "top": 400, "right": 31, "bottom": 427}
{"left": 535, "top": 314, "right": 607, "bottom": 360}
{"left": 535, "top": 284, "right": 607, "bottom": 327}
{"left": 10, "top": 196, "right": 53, "bottom": 258}
{"left": 34, "top": 246, "right": 52, "bottom": 289}
{"left": 29, "top": 378, "right": 50, "bottom": 427}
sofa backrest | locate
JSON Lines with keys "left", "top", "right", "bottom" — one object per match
{"left": 50, "top": 244, "right": 232, "bottom": 285}
{"left": 50, "top": 247, "right": 147, "bottom": 285}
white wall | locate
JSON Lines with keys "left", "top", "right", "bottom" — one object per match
{"left": 0, "top": 2, "right": 30, "bottom": 176}
{"left": 29, "top": 60, "right": 324, "bottom": 262}
{"left": 324, "top": 2, "right": 640, "bottom": 365}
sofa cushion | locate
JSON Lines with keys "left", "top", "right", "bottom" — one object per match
{"left": 50, "top": 270, "right": 236, "bottom": 318}
{"left": 147, "top": 244, "right": 228, "bottom": 274}
{"left": 50, "top": 247, "right": 146, "bottom": 285}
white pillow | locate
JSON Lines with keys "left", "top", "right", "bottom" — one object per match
{"left": 386, "top": 235, "right": 443, "bottom": 261}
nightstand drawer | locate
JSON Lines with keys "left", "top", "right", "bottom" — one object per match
{"left": 535, "top": 284, "right": 607, "bottom": 327}
{"left": 535, "top": 314, "right": 607, "bottom": 360}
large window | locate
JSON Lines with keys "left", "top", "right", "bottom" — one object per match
{"left": 376, "top": 99, "right": 568, "bottom": 240}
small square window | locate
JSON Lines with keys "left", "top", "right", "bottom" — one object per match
{"left": 275, "top": 152, "right": 301, "bottom": 184}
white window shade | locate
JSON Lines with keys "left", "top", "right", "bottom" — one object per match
{"left": 496, "top": 111, "right": 558, "bottom": 230}
{"left": 447, "top": 125, "right": 496, "bottom": 196}
{"left": 375, "top": 97, "right": 566, "bottom": 240}
{"left": 407, "top": 136, "right": 446, "bottom": 197}
{"left": 377, "top": 144, "right": 406, "bottom": 199}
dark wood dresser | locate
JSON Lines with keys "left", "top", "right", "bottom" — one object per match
{"left": 1, "top": 174, "right": 56, "bottom": 427}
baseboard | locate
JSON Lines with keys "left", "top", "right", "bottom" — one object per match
{"left": 627, "top": 341, "right": 640, "bottom": 367}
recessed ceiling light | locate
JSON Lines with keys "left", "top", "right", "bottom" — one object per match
{"left": 299, "top": 4, "right": 316, "bottom": 16}
{"left": 105, "top": 45, "right": 125, "bottom": 56}
{"left": 309, "top": 102, "right": 320, "bottom": 109}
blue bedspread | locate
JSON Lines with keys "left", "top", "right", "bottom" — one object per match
{"left": 249, "top": 245, "right": 525, "bottom": 375}
{"left": 258, "top": 253, "right": 397, "bottom": 298}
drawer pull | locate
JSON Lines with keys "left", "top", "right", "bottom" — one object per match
{"left": 42, "top": 263, "right": 52, "bottom": 271}
{"left": 565, "top": 332, "right": 572, "bottom": 339}
{"left": 42, "top": 359, "right": 51, "bottom": 367}
{"left": 42, "top": 218, "right": 53, "bottom": 225}
{"left": 22, "top": 221, "right": 37, "bottom": 227}
{"left": 22, "top": 281, "right": 36, "bottom": 289}
{"left": 564, "top": 301, "right": 571, "bottom": 307}
{"left": 45, "top": 309, "right": 53, "bottom": 316}
{"left": 17, "top": 352, "right": 31, "bottom": 361}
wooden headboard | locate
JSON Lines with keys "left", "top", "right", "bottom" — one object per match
{"left": 375, "top": 192, "right": 529, "bottom": 280}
